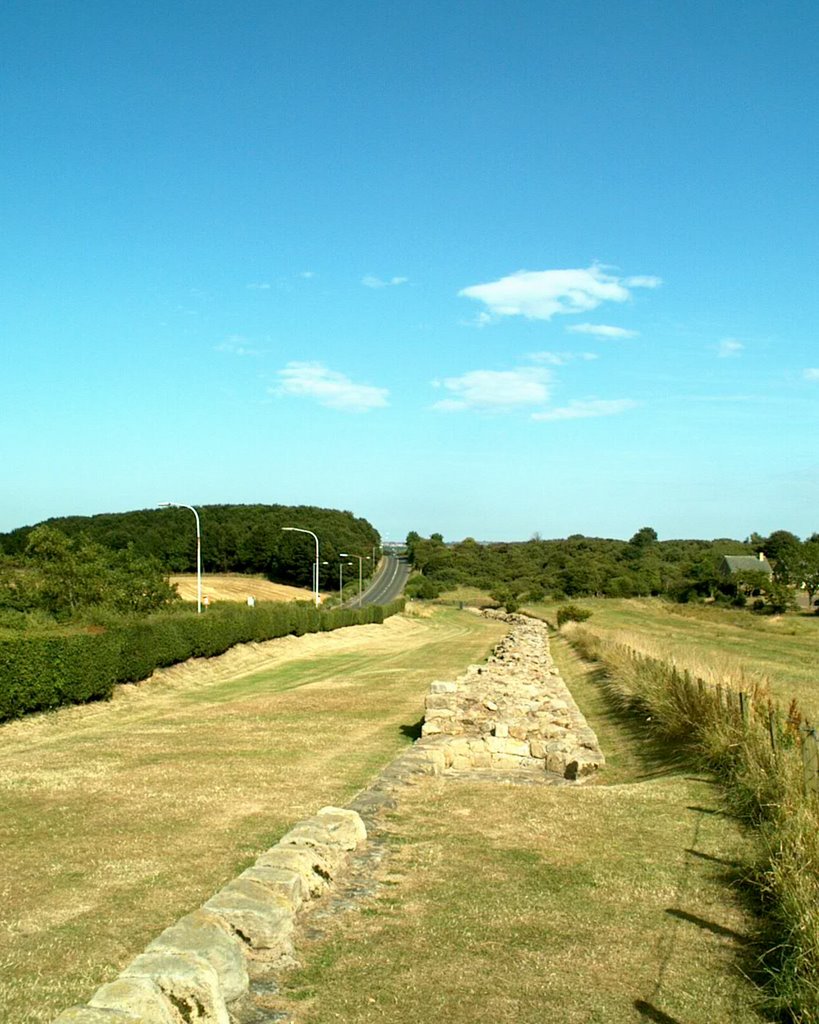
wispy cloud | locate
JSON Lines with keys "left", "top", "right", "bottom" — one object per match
{"left": 214, "top": 335, "right": 262, "bottom": 357}
{"left": 299, "top": 271, "right": 316, "bottom": 279}
{"left": 566, "top": 323, "right": 638, "bottom": 339}
{"left": 803, "top": 368, "right": 819, "bottom": 381}
{"left": 717, "top": 338, "right": 744, "bottom": 358}
{"left": 432, "top": 367, "right": 551, "bottom": 412}
{"left": 362, "top": 275, "right": 409, "bottom": 289}
{"left": 458, "top": 265, "right": 661, "bottom": 322}
{"left": 528, "top": 351, "right": 598, "bottom": 366}
{"left": 532, "top": 398, "right": 638, "bottom": 422}
{"left": 246, "top": 282, "right": 272, "bottom": 290}
{"left": 274, "top": 362, "right": 388, "bottom": 413}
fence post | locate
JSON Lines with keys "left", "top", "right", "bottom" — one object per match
{"left": 801, "top": 724, "right": 819, "bottom": 798}
{"left": 739, "top": 691, "right": 749, "bottom": 728}
{"left": 768, "top": 708, "right": 778, "bottom": 753}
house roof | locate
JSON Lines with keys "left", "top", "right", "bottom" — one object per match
{"left": 722, "top": 555, "right": 773, "bottom": 575}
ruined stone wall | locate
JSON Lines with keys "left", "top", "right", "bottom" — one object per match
{"left": 420, "top": 612, "right": 605, "bottom": 780}
{"left": 53, "top": 807, "right": 367, "bottom": 1024}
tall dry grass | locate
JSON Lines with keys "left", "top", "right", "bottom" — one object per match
{"left": 568, "top": 624, "right": 819, "bottom": 1023}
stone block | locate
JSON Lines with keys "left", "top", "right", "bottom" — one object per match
{"left": 314, "top": 807, "right": 367, "bottom": 846}
{"left": 508, "top": 724, "right": 528, "bottom": 741}
{"left": 425, "top": 693, "right": 458, "bottom": 711}
{"left": 469, "top": 750, "right": 492, "bottom": 768}
{"left": 120, "top": 950, "right": 229, "bottom": 1024}
{"left": 504, "top": 738, "right": 531, "bottom": 758}
{"left": 486, "top": 736, "right": 506, "bottom": 754}
{"left": 203, "top": 887, "right": 294, "bottom": 960}
{"left": 54, "top": 1010, "right": 139, "bottom": 1024}
{"left": 254, "top": 846, "right": 331, "bottom": 896}
{"left": 147, "top": 909, "right": 249, "bottom": 1005}
{"left": 429, "top": 680, "right": 457, "bottom": 693}
{"left": 238, "top": 865, "right": 306, "bottom": 910}
{"left": 493, "top": 723, "right": 509, "bottom": 739}
{"left": 421, "top": 720, "right": 443, "bottom": 736}
{"left": 529, "top": 739, "right": 546, "bottom": 759}
{"left": 89, "top": 977, "right": 177, "bottom": 1024}
{"left": 545, "top": 751, "right": 569, "bottom": 775}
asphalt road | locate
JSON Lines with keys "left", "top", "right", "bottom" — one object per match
{"left": 357, "top": 554, "right": 411, "bottom": 606}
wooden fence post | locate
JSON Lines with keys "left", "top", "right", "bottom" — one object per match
{"left": 801, "top": 724, "right": 819, "bottom": 797}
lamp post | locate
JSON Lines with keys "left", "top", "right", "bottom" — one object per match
{"left": 282, "top": 527, "right": 320, "bottom": 607}
{"left": 340, "top": 553, "right": 370, "bottom": 607}
{"left": 339, "top": 560, "right": 352, "bottom": 599}
{"left": 158, "top": 502, "right": 201, "bottom": 614}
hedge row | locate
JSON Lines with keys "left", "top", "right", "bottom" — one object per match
{"left": 0, "top": 597, "right": 405, "bottom": 721}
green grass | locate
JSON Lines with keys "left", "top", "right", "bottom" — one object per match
{"left": 526, "top": 597, "right": 819, "bottom": 719}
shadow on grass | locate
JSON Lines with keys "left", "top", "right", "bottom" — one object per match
{"left": 634, "top": 1001, "right": 682, "bottom": 1024}
{"left": 400, "top": 718, "right": 424, "bottom": 741}
{"left": 582, "top": 665, "right": 689, "bottom": 781}
{"left": 685, "top": 848, "right": 742, "bottom": 869}
{"left": 665, "top": 908, "right": 749, "bottom": 944}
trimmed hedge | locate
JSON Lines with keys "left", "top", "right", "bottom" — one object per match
{"left": 0, "top": 597, "right": 405, "bottom": 721}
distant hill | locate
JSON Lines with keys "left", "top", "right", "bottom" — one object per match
{"left": 0, "top": 504, "right": 380, "bottom": 590}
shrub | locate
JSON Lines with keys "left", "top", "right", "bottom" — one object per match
{"left": 556, "top": 603, "right": 592, "bottom": 628}
{"left": 405, "top": 576, "right": 441, "bottom": 600}
{"left": 0, "top": 597, "right": 406, "bottom": 722}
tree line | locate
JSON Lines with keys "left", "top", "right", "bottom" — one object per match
{"left": 0, "top": 504, "right": 381, "bottom": 623}
{"left": 404, "top": 527, "right": 819, "bottom": 611}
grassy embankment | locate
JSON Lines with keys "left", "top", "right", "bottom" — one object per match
{"left": 523, "top": 596, "right": 819, "bottom": 1021}
{"left": 0, "top": 608, "right": 506, "bottom": 1024}
{"left": 525, "top": 596, "right": 819, "bottom": 719}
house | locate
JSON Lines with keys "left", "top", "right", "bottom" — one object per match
{"left": 720, "top": 553, "right": 773, "bottom": 578}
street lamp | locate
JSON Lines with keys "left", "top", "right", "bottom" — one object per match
{"left": 158, "top": 502, "right": 202, "bottom": 614}
{"left": 338, "top": 559, "right": 352, "bottom": 598}
{"left": 282, "top": 527, "right": 320, "bottom": 607}
{"left": 340, "top": 553, "right": 370, "bottom": 607}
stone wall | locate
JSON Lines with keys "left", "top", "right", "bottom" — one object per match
{"left": 53, "top": 807, "right": 367, "bottom": 1024}
{"left": 420, "top": 612, "right": 605, "bottom": 780}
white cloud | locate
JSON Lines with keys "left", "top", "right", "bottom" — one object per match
{"left": 624, "top": 275, "right": 662, "bottom": 289}
{"left": 458, "top": 265, "right": 661, "bottom": 322}
{"left": 803, "top": 368, "right": 819, "bottom": 381}
{"left": 432, "top": 367, "right": 551, "bottom": 412}
{"left": 532, "top": 398, "right": 638, "bottom": 422}
{"left": 214, "top": 335, "right": 261, "bottom": 357}
{"left": 274, "top": 362, "right": 388, "bottom": 413}
{"left": 528, "top": 351, "right": 598, "bottom": 366}
{"left": 362, "top": 274, "right": 409, "bottom": 289}
{"left": 717, "top": 338, "right": 744, "bottom": 358}
{"left": 299, "top": 271, "right": 316, "bottom": 279}
{"left": 566, "top": 323, "right": 639, "bottom": 339}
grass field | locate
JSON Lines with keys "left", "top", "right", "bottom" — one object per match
{"left": 169, "top": 572, "right": 316, "bottom": 603}
{"left": 273, "top": 630, "right": 763, "bottom": 1024}
{"left": 0, "top": 602, "right": 776, "bottom": 1024}
{"left": 0, "top": 608, "right": 506, "bottom": 1024}
{"left": 525, "top": 597, "right": 819, "bottom": 720}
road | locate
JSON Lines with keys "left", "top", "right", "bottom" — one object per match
{"left": 356, "top": 554, "right": 411, "bottom": 606}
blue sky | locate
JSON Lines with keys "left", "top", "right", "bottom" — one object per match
{"left": 2, "top": 0, "right": 818, "bottom": 543}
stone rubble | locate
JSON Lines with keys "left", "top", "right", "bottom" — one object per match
{"left": 419, "top": 611, "right": 605, "bottom": 780}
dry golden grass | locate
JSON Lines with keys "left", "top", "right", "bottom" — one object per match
{"left": 0, "top": 608, "right": 507, "bottom": 1024}
{"left": 281, "top": 775, "right": 760, "bottom": 1024}
{"left": 169, "top": 572, "right": 316, "bottom": 603}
